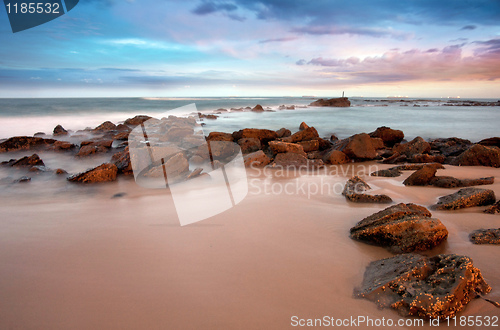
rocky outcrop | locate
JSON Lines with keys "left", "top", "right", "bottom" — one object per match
{"left": 394, "top": 136, "right": 431, "bottom": 157}
{"left": 309, "top": 97, "right": 350, "bottom": 107}
{"left": 232, "top": 128, "right": 278, "bottom": 144}
{"left": 67, "top": 163, "right": 118, "bottom": 183}
{"left": 251, "top": 104, "right": 264, "bottom": 112}
{"left": 342, "top": 176, "right": 392, "bottom": 203}
{"left": 478, "top": 137, "right": 500, "bottom": 148}
{"left": 323, "top": 149, "right": 349, "bottom": 165}
{"left": 334, "top": 133, "right": 377, "bottom": 160}
{"left": 484, "top": 200, "right": 500, "bottom": 214}
{"left": 350, "top": 203, "right": 447, "bottom": 253}
{"left": 53, "top": 124, "right": 68, "bottom": 136}
{"left": 469, "top": 229, "right": 500, "bottom": 244}
{"left": 268, "top": 141, "right": 306, "bottom": 156}
{"left": 355, "top": 253, "right": 491, "bottom": 319}
{"left": 0, "top": 136, "right": 56, "bottom": 153}
{"left": 243, "top": 150, "right": 270, "bottom": 167}
{"left": 280, "top": 127, "right": 319, "bottom": 143}
{"left": 430, "top": 176, "right": 494, "bottom": 188}
{"left": 369, "top": 127, "right": 404, "bottom": 147}
{"left": 431, "top": 188, "right": 496, "bottom": 210}
{"left": 237, "top": 138, "right": 261, "bottom": 154}
{"left": 451, "top": 144, "right": 500, "bottom": 168}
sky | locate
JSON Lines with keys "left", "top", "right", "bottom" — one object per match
{"left": 0, "top": 0, "right": 500, "bottom": 98}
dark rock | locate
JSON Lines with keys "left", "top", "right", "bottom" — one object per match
{"left": 53, "top": 124, "right": 68, "bottom": 136}
{"left": 394, "top": 136, "right": 431, "bottom": 157}
{"left": 272, "top": 152, "right": 308, "bottom": 168}
{"left": 484, "top": 200, "right": 500, "bottom": 214}
{"left": 55, "top": 168, "right": 67, "bottom": 175}
{"left": 299, "top": 122, "right": 309, "bottom": 130}
{"left": 0, "top": 136, "right": 57, "bottom": 153}
{"left": 13, "top": 176, "right": 31, "bottom": 183}
{"left": 355, "top": 253, "right": 491, "bottom": 319}
{"left": 451, "top": 144, "right": 500, "bottom": 168}
{"left": 297, "top": 140, "right": 319, "bottom": 152}
{"left": 207, "top": 132, "right": 234, "bottom": 142}
{"left": 370, "top": 168, "right": 402, "bottom": 177}
{"left": 323, "top": 149, "right": 349, "bottom": 165}
{"left": 280, "top": 127, "right": 319, "bottom": 143}
{"left": 268, "top": 141, "right": 306, "bottom": 156}
{"left": 29, "top": 165, "right": 51, "bottom": 173}
{"left": 124, "top": 115, "right": 152, "bottom": 126}
{"left": 350, "top": 203, "right": 447, "bottom": 253}
{"left": 316, "top": 137, "right": 333, "bottom": 151}
{"left": 381, "top": 152, "right": 407, "bottom": 164}
{"left": 232, "top": 128, "right": 278, "bottom": 144}
{"left": 431, "top": 187, "right": 496, "bottom": 210}
{"left": 369, "top": 127, "right": 404, "bottom": 147}
{"left": 198, "top": 112, "right": 218, "bottom": 120}
{"left": 403, "top": 164, "right": 442, "bottom": 186}
{"left": 111, "top": 146, "right": 132, "bottom": 175}
{"left": 67, "top": 163, "right": 118, "bottom": 183}
{"left": 430, "top": 176, "right": 494, "bottom": 188}
{"left": 251, "top": 104, "right": 264, "bottom": 112}
{"left": 334, "top": 133, "right": 377, "bottom": 160}
{"left": 430, "top": 138, "right": 472, "bottom": 157}
{"left": 275, "top": 128, "right": 291, "bottom": 138}
{"left": 309, "top": 97, "right": 350, "bottom": 107}
{"left": 237, "top": 138, "right": 261, "bottom": 154}
{"left": 53, "top": 140, "right": 76, "bottom": 151}
{"left": 10, "top": 154, "right": 44, "bottom": 167}
{"left": 243, "top": 150, "right": 270, "bottom": 167}
{"left": 330, "top": 134, "right": 338, "bottom": 142}
{"left": 76, "top": 144, "right": 109, "bottom": 157}
{"left": 478, "top": 137, "right": 500, "bottom": 148}
{"left": 396, "top": 163, "right": 445, "bottom": 171}
{"left": 409, "top": 153, "right": 445, "bottom": 164}
{"left": 470, "top": 229, "right": 500, "bottom": 244}
{"left": 113, "top": 132, "right": 129, "bottom": 141}
{"left": 342, "top": 176, "right": 392, "bottom": 203}
{"left": 94, "top": 121, "right": 117, "bottom": 132}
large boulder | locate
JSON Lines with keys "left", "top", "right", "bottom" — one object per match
{"left": 350, "top": 203, "right": 447, "bottom": 253}
{"left": 232, "top": 128, "right": 278, "bottom": 144}
{"left": 268, "top": 141, "right": 306, "bottom": 156}
{"left": 469, "top": 229, "right": 500, "bottom": 244}
{"left": 124, "top": 115, "right": 152, "bottom": 126}
{"left": 355, "top": 253, "right": 491, "bottom": 319}
{"left": 431, "top": 187, "right": 496, "bottom": 210}
{"left": 237, "top": 138, "right": 261, "bottom": 154}
{"left": 280, "top": 127, "right": 319, "bottom": 143}
{"left": 369, "top": 126, "right": 404, "bottom": 147}
{"left": 0, "top": 136, "right": 56, "bottom": 153}
{"left": 323, "top": 149, "right": 349, "bottom": 165}
{"left": 402, "top": 163, "right": 441, "bottom": 186}
{"left": 334, "top": 133, "right": 377, "bottom": 160}
{"left": 251, "top": 104, "right": 265, "bottom": 112}
{"left": 67, "top": 163, "right": 118, "bottom": 183}
{"left": 451, "top": 144, "right": 500, "bottom": 168}
{"left": 243, "top": 150, "right": 270, "bottom": 167}
{"left": 430, "top": 137, "right": 472, "bottom": 157}
{"left": 478, "top": 137, "right": 500, "bottom": 148}
{"left": 394, "top": 136, "right": 431, "bottom": 157}
{"left": 94, "top": 121, "right": 117, "bottom": 132}
{"left": 53, "top": 124, "right": 68, "bottom": 136}
{"left": 342, "top": 176, "right": 392, "bottom": 203}
{"left": 309, "top": 97, "right": 350, "bottom": 107}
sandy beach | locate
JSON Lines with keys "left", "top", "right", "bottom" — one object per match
{"left": 1, "top": 157, "right": 499, "bottom": 329}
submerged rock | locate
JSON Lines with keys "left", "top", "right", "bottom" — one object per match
{"left": 431, "top": 187, "right": 496, "bottom": 210}
{"left": 469, "top": 229, "right": 500, "bottom": 244}
{"left": 342, "top": 176, "right": 392, "bottom": 203}
{"left": 67, "top": 163, "right": 118, "bottom": 183}
{"left": 350, "top": 203, "right": 447, "bottom": 253}
{"left": 355, "top": 253, "right": 491, "bottom": 319}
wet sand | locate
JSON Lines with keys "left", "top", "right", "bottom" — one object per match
{"left": 0, "top": 162, "right": 499, "bottom": 329}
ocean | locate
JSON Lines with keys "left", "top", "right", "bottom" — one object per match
{"left": 0, "top": 97, "right": 499, "bottom": 141}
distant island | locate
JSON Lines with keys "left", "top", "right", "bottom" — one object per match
{"left": 309, "top": 97, "right": 351, "bottom": 107}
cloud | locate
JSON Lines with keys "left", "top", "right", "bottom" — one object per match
{"left": 296, "top": 59, "right": 306, "bottom": 66}
{"left": 291, "top": 25, "right": 412, "bottom": 40}
{"left": 461, "top": 25, "right": 477, "bottom": 30}
{"left": 259, "top": 37, "right": 298, "bottom": 44}
{"left": 192, "top": 1, "right": 238, "bottom": 15}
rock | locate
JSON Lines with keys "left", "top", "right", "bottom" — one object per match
{"left": 322, "top": 149, "right": 349, "bottom": 165}
{"left": 268, "top": 141, "right": 306, "bottom": 156}
{"left": 13, "top": 176, "right": 31, "bottom": 183}
{"left": 94, "top": 121, "right": 117, "bottom": 132}
{"left": 403, "top": 164, "right": 442, "bottom": 186}
{"left": 484, "top": 200, "right": 500, "bottom": 214}
{"left": 394, "top": 136, "right": 431, "bottom": 157}
{"left": 81, "top": 140, "right": 113, "bottom": 148}
{"left": 29, "top": 165, "right": 51, "bottom": 173}
{"left": 55, "top": 168, "right": 67, "bottom": 175}
{"left": 159, "top": 127, "right": 194, "bottom": 142}
{"left": 0, "top": 136, "right": 56, "bottom": 153}
{"left": 111, "top": 146, "right": 132, "bottom": 175}
{"left": 342, "top": 176, "right": 392, "bottom": 203}
{"left": 53, "top": 140, "right": 76, "bottom": 151}
{"left": 232, "top": 128, "right": 278, "bottom": 144}
{"left": 187, "top": 168, "right": 204, "bottom": 180}
{"left": 334, "top": 133, "right": 377, "bottom": 160}
{"left": 53, "top": 124, "right": 68, "bottom": 136}
{"left": 116, "top": 124, "right": 132, "bottom": 132}
{"left": 381, "top": 152, "right": 407, "bottom": 164}
{"left": 272, "top": 152, "right": 308, "bottom": 168}
{"left": 10, "top": 154, "right": 44, "bottom": 167}
{"left": 297, "top": 140, "right": 319, "bottom": 152}
{"left": 370, "top": 137, "right": 385, "bottom": 150}
{"left": 67, "top": 163, "right": 118, "bottom": 183}
{"left": 198, "top": 112, "right": 218, "bottom": 120}
{"left": 478, "top": 137, "right": 500, "bottom": 148}
{"left": 350, "top": 203, "right": 447, "bottom": 253}
{"left": 144, "top": 153, "right": 189, "bottom": 181}
{"left": 409, "top": 153, "right": 445, "bottom": 164}
{"left": 396, "top": 163, "right": 445, "bottom": 171}
{"left": 316, "top": 138, "right": 333, "bottom": 151}
{"left": 371, "top": 168, "right": 402, "bottom": 177}
{"left": 470, "top": 229, "right": 500, "bottom": 244}
{"left": 330, "top": 134, "right": 338, "bottom": 142}
{"left": 430, "top": 137, "right": 472, "bottom": 157}
{"left": 207, "top": 141, "right": 239, "bottom": 160}
{"left": 124, "top": 115, "right": 152, "bottom": 126}
{"left": 243, "top": 150, "right": 270, "bottom": 167}
{"left": 76, "top": 144, "right": 109, "bottom": 157}
{"left": 431, "top": 187, "right": 496, "bottom": 210}
{"left": 251, "top": 104, "right": 264, "bottom": 112}
{"left": 451, "top": 144, "right": 500, "bottom": 168}
{"left": 355, "top": 253, "right": 491, "bottom": 319}
{"left": 369, "top": 127, "right": 404, "bottom": 147}
{"left": 237, "top": 138, "right": 261, "bottom": 154}
{"left": 207, "top": 132, "right": 234, "bottom": 142}
{"left": 309, "top": 97, "right": 350, "bottom": 107}
{"left": 113, "top": 132, "right": 129, "bottom": 141}
{"left": 280, "top": 127, "right": 319, "bottom": 143}
{"left": 430, "top": 176, "right": 494, "bottom": 188}
{"left": 299, "top": 122, "right": 309, "bottom": 130}
{"left": 275, "top": 128, "right": 291, "bottom": 138}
